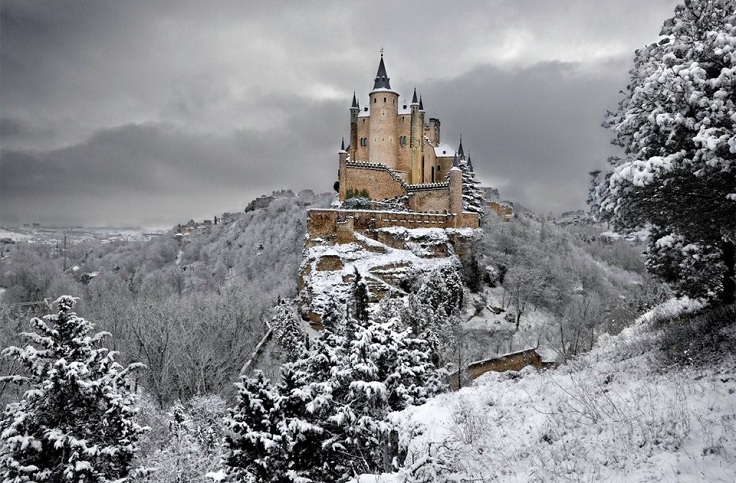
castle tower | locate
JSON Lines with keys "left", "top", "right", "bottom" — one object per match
{"left": 368, "top": 53, "right": 399, "bottom": 169}
{"left": 409, "top": 87, "right": 424, "bottom": 184}
{"left": 349, "top": 92, "right": 359, "bottom": 162}
{"left": 338, "top": 138, "right": 348, "bottom": 200}
{"left": 449, "top": 153, "right": 463, "bottom": 226}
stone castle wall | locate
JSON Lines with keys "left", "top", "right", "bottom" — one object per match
{"left": 407, "top": 184, "right": 451, "bottom": 212}
{"left": 307, "top": 209, "right": 459, "bottom": 240}
{"left": 343, "top": 163, "right": 406, "bottom": 200}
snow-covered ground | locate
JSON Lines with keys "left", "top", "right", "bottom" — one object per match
{"left": 0, "top": 228, "right": 32, "bottom": 242}
{"left": 358, "top": 298, "right": 736, "bottom": 482}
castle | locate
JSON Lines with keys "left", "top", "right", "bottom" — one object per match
{"left": 333, "top": 54, "right": 480, "bottom": 230}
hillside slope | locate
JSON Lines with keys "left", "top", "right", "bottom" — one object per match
{"left": 358, "top": 298, "right": 736, "bottom": 482}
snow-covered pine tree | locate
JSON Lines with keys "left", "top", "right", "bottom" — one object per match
{"left": 0, "top": 295, "right": 146, "bottom": 482}
{"left": 222, "top": 371, "right": 286, "bottom": 482}
{"left": 599, "top": 0, "right": 736, "bottom": 303}
{"left": 350, "top": 268, "right": 370, "bottom": 325}
{"left": 270, "top": 299, "right": 306, "bottom": 362}
{"left": 321, "top": 296, "right": 346, "bottom": 335}
{"left": 459, "top": 158, "right": 485, "bottom": 215}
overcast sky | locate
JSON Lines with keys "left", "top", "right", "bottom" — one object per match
{"left": 1, "top": 0, "right": 681, "bottom": 227}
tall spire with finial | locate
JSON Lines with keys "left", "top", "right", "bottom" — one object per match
{"left": 373, "top": 49, "right": 391, "bottom": 90}
{"left": 351, "top": 91, "right": 358, "bottom": 109}
{"left": 458, "top": 135, "right": 465, "bottom": 160}
{"left": 411, "top": 87, "right": 418, "bottom": 104}
{"left": 419, "top": 95, "right": 424, "bottom": 111}
{"left": 341, "top": 137, "right": 345, "bottom": 151}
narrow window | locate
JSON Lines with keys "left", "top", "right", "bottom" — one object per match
{"left": 431, "top": 166, "right": 435, "bottom": 183}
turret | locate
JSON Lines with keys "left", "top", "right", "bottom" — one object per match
{"left": 409, "top": 87, "right": 423, "bottom": 184}
{"left": 368, "top": 52, "right": 399, "bottom": 169}
{"left": 349, "top": 92, "right": 359, "bottom": 162}
{"left": 449, "top": 153, "right": 463, "bottom": 226}
{"left": 428, "top": 118, "right": 440, "bottom": 146}
{"left": 338, "top": 138, "right": 348, "bottom": 200}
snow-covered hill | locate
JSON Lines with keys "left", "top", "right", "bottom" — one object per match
{"left": 358, "top": 298, "right": 736, "bottom": 482}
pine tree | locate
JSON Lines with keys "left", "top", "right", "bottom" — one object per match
{"left": 222, "top": 371, "right": 287, "bottom": 482}
{"left": 459, "top": 159, "right": 485, "bottom": 215}
{"left": 350, "top": 268, "right": 370, "bottom": 325}
{"left": 0, "top": 296, "right": 146, "bottom": 482}
{"left": 270, "top": 299, "right": 306, "bottom": 362}
{"left": 598, "top": 0, "right": 736, "bottom": 303}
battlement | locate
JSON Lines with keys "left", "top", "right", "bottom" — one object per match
{"left": 307, "top": 208, "right": 478, "bottom": 242}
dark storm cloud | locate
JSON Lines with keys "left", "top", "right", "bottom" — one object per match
{"left": 416, "top": 60, "right": 630, "bottom": 214}
{"left": 0, "top": 96, "right": 343, "bottom": 226}
{"left": 0, "top": 0, "right": 681, "bottom": 226}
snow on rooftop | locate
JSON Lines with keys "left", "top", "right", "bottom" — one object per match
{"left": 434, "top": 143, "right": 456, "bottom": 157}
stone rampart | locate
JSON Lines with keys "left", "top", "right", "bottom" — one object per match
{"left": 344, "top": 162, "right": 407, "bottom": 200}
{"left": 307, "top": 209, "right": 459, "bottom": 239}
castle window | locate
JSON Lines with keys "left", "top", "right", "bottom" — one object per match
{"left": 400, "top": 136, "right": 407, "bottom": 146}
{"left": 374, "top": 98, "right": 376, "bottom": 104}
{"left": 383, "top": 97, "right": 386, "bottom": 103}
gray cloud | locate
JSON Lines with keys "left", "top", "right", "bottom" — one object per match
{"left": 0, "top": 0, "right": 681, "bottom": 226}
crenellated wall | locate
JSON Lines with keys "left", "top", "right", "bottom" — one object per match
{"left": 307, "top": 209, "right": 463, "bottom": 240}
{"left": 343, "top": 162, "right": 407, "bottom": 200}
{"left": 407, "top": 184, "right": 451, "bottom": 212}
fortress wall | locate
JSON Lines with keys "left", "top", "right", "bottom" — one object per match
{"left": 307, "top": 209, "right": 457, "bottom": 240}
{"left": 408, "top": 187, "right": 450, "bottom": 213}
{"left": 344, "top": 164, "right": 406, "bottom": 200}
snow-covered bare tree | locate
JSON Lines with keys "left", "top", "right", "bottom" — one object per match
{"left": 599, "top": 0, "right": 736, "bottom": 303}
{"left": 0, "top": 296, "right": 146, "bottom": 482}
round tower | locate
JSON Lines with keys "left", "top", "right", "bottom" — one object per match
{"left": 409, "top": 88, "right": 423, "bottom": 184}
{"left": 349, "top": 92, "right": 359, "bottom": 162}
{"left": 449, "top": 153, "right": 463, "bottom": 226}
{"left": 368, "top": 53, "right": 399, "bottom": 169}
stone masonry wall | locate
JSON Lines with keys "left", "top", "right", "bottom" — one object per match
{"left": 408, "top": 186, "right": 451, "bottom": 213}
{"left": 344, "top": 164, "right": 406, "bottom": 200}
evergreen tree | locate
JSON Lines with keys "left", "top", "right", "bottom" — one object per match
{"left": 350, "top": 268, "right": 370, "bottom": 325}
{"left": 598, "top": 0, "right": 736, "bottom": 303}
{"left": 222, "top": 371, "right": 287, "bottom": 482}
{"left": 0, "top": 296, "right": 146, "bottom": 482}
{"left": 459, "top": 159, "right": 485, "bottom": 215}
{"left": 270, "top": 299, "right": 306, "bottom": 362}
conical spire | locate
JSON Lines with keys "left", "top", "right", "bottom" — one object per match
{"left": 458, "top": 135, "right": 465, "bottom": 160}
{"left": 351, "top": 91, "right": 358, "bottom": 109}
{"left": 411, "top": 87, "right": 418, "bottom": 104}
{"left": 467, "top": 155, "right": 474, "bottom": 172}
{"left": 341, "top": 137, "right": 345, "bottom": 151}
{"left": 419, "top": 95, "right": 424, "bottom": 111}
{"left": 452, "top": 152, "right": 459, "bottom": 168}
{"left": 373, "top": 52, "right": 391, "bottom": 90}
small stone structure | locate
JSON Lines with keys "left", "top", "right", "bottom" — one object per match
{"left": 467, "top": 348, "right": 544, "bottom": 378}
